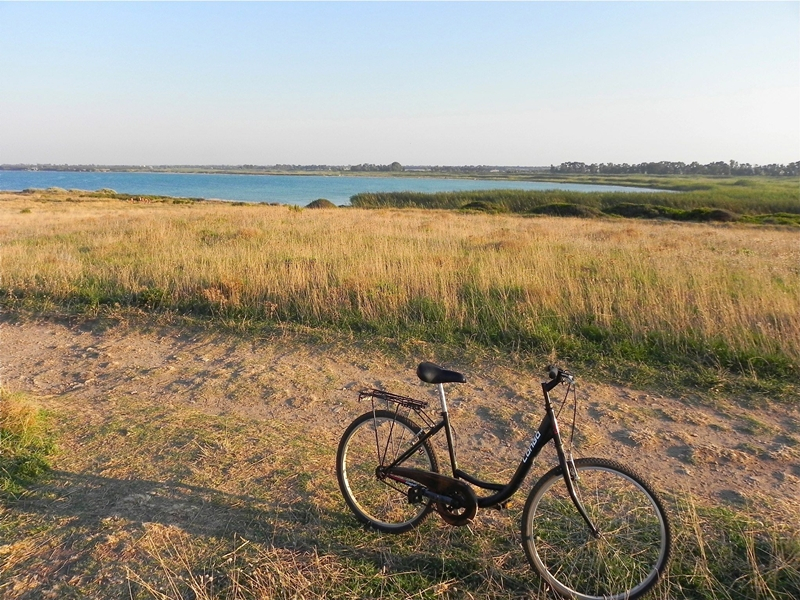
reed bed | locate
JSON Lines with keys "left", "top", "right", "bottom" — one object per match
{"left": 350, "top": 176, "right": 800, "bottom": 216}
{"left": 2, "top": 192, "right": 798, "bottom": 392}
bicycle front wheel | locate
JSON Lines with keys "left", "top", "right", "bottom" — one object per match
{"left": 336, "top": 410, "right": 439, "bottom": 533}
{"left": 522, "top": 458, "right": 671, "bottom": 600}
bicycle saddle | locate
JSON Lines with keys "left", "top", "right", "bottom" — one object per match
{"left": 416, "top": 362, "right": 466, "bottom": 384}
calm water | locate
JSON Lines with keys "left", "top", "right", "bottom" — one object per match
{"left": 0, "top": 170, "right": 661, "bottom": 206}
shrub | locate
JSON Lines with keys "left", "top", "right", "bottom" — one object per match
{"left": 603, "top": 203, "right": 680, "bottom": 219}
{"left": 680, "top": 207, "right": 740, "bottom": 222}
{"left": 460, "top": 201, "right": 508, "bottom": 213}
{"left": 529, "top": 203, "right": 602, "bottom": 218}
{"left": 306, "top": 198, "right": 337, "bottom": 209}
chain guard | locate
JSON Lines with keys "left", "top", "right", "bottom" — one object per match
{"left": 390, "top": 467, "right": 478, "bottom": 527}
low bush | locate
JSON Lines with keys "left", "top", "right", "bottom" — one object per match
{"left": 603, "top": 203, "right": 681, "bottom": 219}
{"left": 679, "top": 207, "right": 740, "bottom": 222}
{"left": 306, "top": 198, "right": 337, "bottom": 209}
{"left": 529, "top": 203, "right": 602, "bottom": 217}
{"left": 741, "top": 213, "right": 800, "bottom": 226}
{"left": 460, "top": 200, "right": 508, "bottom": 213}
{"left": 604, "top": 204, "right": 742, "bottom": 223}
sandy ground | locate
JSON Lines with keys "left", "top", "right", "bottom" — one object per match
{"left": 2, "top": 315, "right": 798, "bottom": 518}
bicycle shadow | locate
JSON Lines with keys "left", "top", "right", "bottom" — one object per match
{"left": 10, "top": 469, "right": 277, "bottom": 539}
{"left": 5, "top": 468, "right": 348, "bottom": 597}
{"left": 5, "top": 469, "right": 534, "bottom": 598}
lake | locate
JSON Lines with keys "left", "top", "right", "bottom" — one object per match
{"left": 0, "top": 170, "right": 662, "bottom": 206}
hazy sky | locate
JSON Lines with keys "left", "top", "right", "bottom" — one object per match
{"left": 1, "top": 1, "right": 797, "bottom": 166}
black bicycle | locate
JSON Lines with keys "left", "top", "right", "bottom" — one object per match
{"left": 336, "top": 362, "right": 672, "bottom": 600}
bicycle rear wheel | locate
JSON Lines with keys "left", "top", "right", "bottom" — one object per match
{"left": 521, "top": 457, "right": 671, "bottom": 600}
{"left": 336, "top": 410, "right": 439, "bottom": 533}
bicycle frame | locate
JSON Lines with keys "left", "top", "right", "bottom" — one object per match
{"left": 379, "top": 376, "right": 600, "bottom": 534}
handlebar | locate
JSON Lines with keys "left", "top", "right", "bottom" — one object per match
{"left": 544, "top": 365, "right": 575, "bottom": 391}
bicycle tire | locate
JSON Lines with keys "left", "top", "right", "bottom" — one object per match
{"left": 521, "top": 457, "right": 671, "bottom": 600}
{"left": 336, "top": 410, "right": 439, "bottom": 533}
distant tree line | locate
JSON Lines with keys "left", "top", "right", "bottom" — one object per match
{"left": 272, "top": 164, "right": 338, "bottom": 171}
{"left": 3, "top": 160, "right": 798, "bottom": 176}
{"left": 551, "top": 160, "right": 800, "bottom": 176}
{"left": 348, "top": 162, "right": 404, "bottom": 172}
{"left": 424, "top": 165, "right": 542, "bottom": 173}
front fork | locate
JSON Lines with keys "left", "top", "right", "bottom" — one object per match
{"left": 553, "top": 423, "right": 601, "bottom": 538}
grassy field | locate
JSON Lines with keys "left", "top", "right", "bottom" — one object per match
{"left": 2, "top": 188, "right": 799, "bottom": 598}
{"left": 1, "top": 188, "right": 798, "bottom": 400}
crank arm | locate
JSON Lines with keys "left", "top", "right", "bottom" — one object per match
{"left": 420, "top": 488, "right": 455, "bottom": 505}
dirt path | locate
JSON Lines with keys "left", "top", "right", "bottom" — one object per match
{"left": 3, "top": 315, "right": 798, "bottom": 515}
{"left": 3, "top": 315, "right": 800, "bottom": 598}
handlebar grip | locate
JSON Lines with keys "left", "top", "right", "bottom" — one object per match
{"left": 547, "top": 365, "right": 561, "bottom": 381}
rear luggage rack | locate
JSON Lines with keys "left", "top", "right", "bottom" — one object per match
{"left": 359, "top": 389, "right": 428, "bottom": 410}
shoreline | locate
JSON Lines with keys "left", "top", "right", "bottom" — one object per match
{"left": 0, "top": 172, "right": 674, "bottom": 206}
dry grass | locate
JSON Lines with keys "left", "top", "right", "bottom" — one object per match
{"left": 0, "top": 390, "right": 41, "bottom": 440}
{"left": 2, "top": 190, "right": 798, "bottom": 395}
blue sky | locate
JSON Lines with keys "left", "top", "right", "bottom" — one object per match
{"left": 0, "top": 2, "right": 797, "bottom": 166}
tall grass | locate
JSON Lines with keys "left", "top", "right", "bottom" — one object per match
{"left": 666, "top": 497, "right": 800, "bottom": 599}
{"left": 2, "top": 192, "right": 798, "bottom": 395}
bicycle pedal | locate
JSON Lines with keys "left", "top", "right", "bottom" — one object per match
{"left": 407, "top": 485, "right": 425, "bottom": 505}
{"left": 491, "top": 501, "right": 509, "bottom": 511}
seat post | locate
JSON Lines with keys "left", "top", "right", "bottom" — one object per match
{"left": 437, "top": 382, "right": 460, "bottom": 474}
{"left": 436, "top": 383, "right": 449, "bottom": 414}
